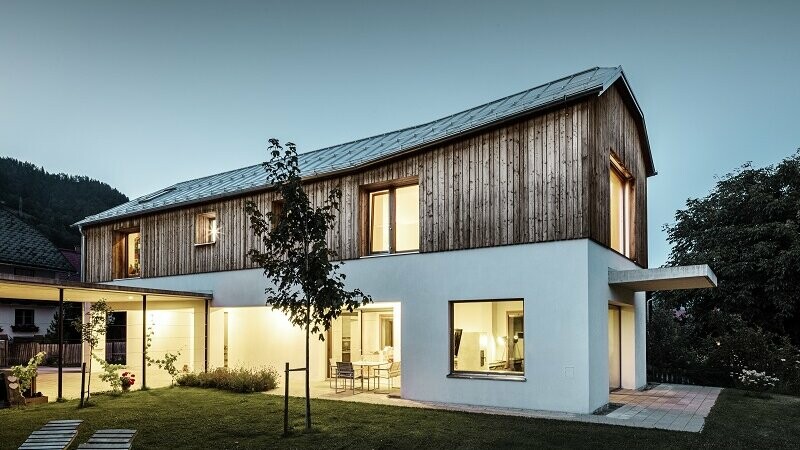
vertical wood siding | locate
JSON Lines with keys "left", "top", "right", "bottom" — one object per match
{"left": 84, "top": 82, "right": 650, "bottom": 282}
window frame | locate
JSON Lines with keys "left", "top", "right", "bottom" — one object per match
{"left": 195, "top": 212, "right": 218, "bottom": 246}
{"left": 447, "top": 298, "right": 527, "bottom": 382}
{"left": 14, "top": 308, "right": 35, "bottom": 326}
{"left": 113, "top": 227, "right": 141, "bottom": 280}
{"left": 362, "top": 178, "right": 420, "bottom": 256}
{"left": 609, "top": 155, "right": 634, "bottom": 258}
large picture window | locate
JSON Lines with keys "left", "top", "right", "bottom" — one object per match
{"left": 449, "top": 299, "right": 524, "bottom": 378}
{"left": 368, "top": 183, "right": 419, "bottom": 254}
{"left": 609, "top": 157, "right": 633, "bottom": 257}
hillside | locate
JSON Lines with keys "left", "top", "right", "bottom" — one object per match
{"left": 0, "top": 157, "right": 129, "bottom": 248}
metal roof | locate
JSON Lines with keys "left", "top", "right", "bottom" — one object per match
{"left": 76, "top": 66, "right": 654, "bottom": 227}
{"left": 0, "top": 207, "right": 75, "bottom": 272}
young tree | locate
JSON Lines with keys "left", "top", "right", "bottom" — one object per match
{"left": 73, "top": 299, "right": 114, "bottom": 402}
{"left": 245, "top": 139, "right": 372, "bottom": 431}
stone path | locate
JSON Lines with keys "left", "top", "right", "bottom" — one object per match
{"left": 606, "top": 383, "right": 722, "bottom": 432}
{"left": 269, "top": 381, "right": 722, "bottom": 433}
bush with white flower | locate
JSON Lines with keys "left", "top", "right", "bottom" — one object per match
{"left": 734, "top": 368, "right": 779, "bottom": 392}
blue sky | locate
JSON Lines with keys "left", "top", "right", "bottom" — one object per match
{"left": 1, "top": 0, "right": 798, "bottom": 266}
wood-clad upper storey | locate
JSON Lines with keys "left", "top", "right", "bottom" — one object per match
{"left": 83, "top": 80, "right": 651, "bottom": 283}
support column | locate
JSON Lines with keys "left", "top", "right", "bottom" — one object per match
{"left": 142, "top": 294, "right": 147, "bottom": 389}
{"left": 204, "top": 299, "right": 209, "bottom": 373}
{"left": 58, "top": 288, "right": 64, "bottom": 399}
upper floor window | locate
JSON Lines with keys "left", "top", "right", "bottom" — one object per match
{"left": 368, "top": 183, "right": 419, "bottom": 255}
{"left": 113, "top": 228, "right": 141, "bottom": 279}
{"left": 609, "top": 156, "right": 633, "bottom": 257}
{"left": 270, "top": 200, "right": 283, "bottom": 230}
{"left": 196, "top": 212, "right": 218, "bottom": 245}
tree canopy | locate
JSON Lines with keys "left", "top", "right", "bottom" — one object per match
{"left": 656, "top": 150, "right": 800, "bottom": 345}
{"left": 245, "top": 139, "right": 371, "bottom": 430}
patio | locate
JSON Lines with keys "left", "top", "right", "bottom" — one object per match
{"left": 267, "top": 381, "right": 722, "bottom": 433}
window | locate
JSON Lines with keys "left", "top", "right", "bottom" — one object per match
{"left": 270, "top": 200, "right": 283, "bottom": 230}
{"left": 449, "top": 299, "right": 525, "bottom": 378}
{"left": 609, "top": 157, "right": 633, "bottom": 257}
{"left": 113, "top": 229, "right": 141, "bottom": 279}
{"left": 106, "top": 312, "right": 127, "bottom": 364}
{"left": 196, "top": 212, "right": 218, "bottom": 244}
{"left": 367, "top": 183, "right": 419, "bottom": 255}
{"left": 15, "top": 309, "right": 34, "bottom": 326}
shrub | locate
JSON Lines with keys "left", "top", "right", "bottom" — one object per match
{"left": 734, "top": 368, "right": 779, "bottom": 393}
{"left": 176, "top": 367, "right": 278, "bottom": 393}
{"left": 11, "top": 351, "right": 46, "bottom": 394}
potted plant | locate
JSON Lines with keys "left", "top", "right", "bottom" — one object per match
{"left": 120, "top": 372, "right": 136, "bottom": 392}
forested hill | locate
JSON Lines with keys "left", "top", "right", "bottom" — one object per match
{"left": 0, "top": 157, "right": 129, "bottom": 248}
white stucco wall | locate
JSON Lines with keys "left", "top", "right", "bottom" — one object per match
{"left": 0, "top": 304, "right": 57, "bottom": 339}
{"left": 106, "top": 238, "right": 646, "bottom": 414}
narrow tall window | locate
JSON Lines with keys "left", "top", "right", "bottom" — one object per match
{"left": 113, "top": 229, "right": 141, "bottom": 279}
{"left": 609, "top": 157, "right": 633, "bottom": 257}
{"left": 367, "top": 183, "right": 419, "bottom": 255}
{"left": 196, "top": 212, "right": 218, "bottom": 245}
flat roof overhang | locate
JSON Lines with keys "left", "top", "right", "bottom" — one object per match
{"left": 608, "top": 264, "right": 718, "bottom": 292}
{"left": 0, "top": 273, "right": 212, "bottom": 303}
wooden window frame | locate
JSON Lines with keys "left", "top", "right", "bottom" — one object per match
{"left": 195, "top": 212, "right": 218, "bottom": 246}
{"left": 610, "top": 154, "right": 635, "bottom": 259}
{"left": 447, "top": 298, "right": 526, "bottom": 382}
{"left": 360, "top": 177, "right": 419, "bottom": 257}
{"left": 270, "top": 200, "right": 284, "bottom": 231}
{"left": 113, "top": 227, "right": 141, "bottom": 280}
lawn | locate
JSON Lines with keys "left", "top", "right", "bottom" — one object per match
{"left": 1, "top": 388, "right": 798, "bottom": 449}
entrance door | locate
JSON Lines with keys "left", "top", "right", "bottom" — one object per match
{"left": 608, "top": 305, "right": 621, "bottom": 390}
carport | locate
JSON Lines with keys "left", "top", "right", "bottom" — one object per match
{"left": 0, "top": 273, "right": 211, "bottom": 399}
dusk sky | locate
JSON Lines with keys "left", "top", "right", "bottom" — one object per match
{"left": 1, "top": 0, "right": 798, "bottom": 266}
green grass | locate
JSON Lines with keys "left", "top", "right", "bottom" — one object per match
{"left": 1, "top": 388, "right": 798, "bottom": 449}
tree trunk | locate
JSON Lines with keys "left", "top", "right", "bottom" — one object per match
{"left": 86, "top": 352, "right": 93, "bottom": 401}
{"left": 305, "top": 308, "right": 311, "bottom": 430}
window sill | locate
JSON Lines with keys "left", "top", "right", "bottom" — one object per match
{"left": 194, "top": 242, "right": 216, "bottom": 247}
{"left": 447, "top": 372, "right": 526, "bottom": 382}
{"left": 360, "top": 251, "right": 419, "bottom": 259}
{"left": 113, "top": 276, "right": 141, "bottom": 281}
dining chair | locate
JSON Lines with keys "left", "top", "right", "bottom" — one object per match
{"left": 335, "top": 361, "right": 362, "bottom": 394}
{"left": 375, "top": 361, "right": 401, "bottom": 391}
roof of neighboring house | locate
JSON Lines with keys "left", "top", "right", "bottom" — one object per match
{"left": 59, "top": 248, "right": 82, "bottom": 281}
{"left": 0, "top": 207, "right": 75, "bottom": 272}
{"left": 76, "top": 66, "right": 654, "bottom": 227}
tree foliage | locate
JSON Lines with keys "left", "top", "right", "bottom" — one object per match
{"left": 245, "top": 139, "right": 372, "bottom": 430}
{"left": 656, "top": 150, "right": 800, "bottom": 344}
{"left": 0, "top": 157, "right": 128, "bottom": 248}
{"left": 650, "top": 150, "right": 800, "bottom": 393}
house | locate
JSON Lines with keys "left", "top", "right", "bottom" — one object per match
{"left": 0, "top": 207, "right": 78, "bottom": 341}
{"left": 72, "top": 66, "right": 716, "bottom": 414}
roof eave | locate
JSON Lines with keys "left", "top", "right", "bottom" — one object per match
{"left": 601, "top": 67, "right": 657, "bottom": 177}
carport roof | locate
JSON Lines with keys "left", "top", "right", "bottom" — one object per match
{"left": 0, "top": 273, "right": 212, "bottom": 303}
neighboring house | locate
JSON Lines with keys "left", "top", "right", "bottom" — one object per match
{"left": 75, "top": 67, "right": 716, "bottom": 414}
{"left": 0, "top": 207, "right": 79, "bottom": 339}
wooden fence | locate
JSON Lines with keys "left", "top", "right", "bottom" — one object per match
{"left": 647, "top": 366, "right": 733, "bottom": 387}
{"left": 4, "top": 342, "right": 82, "bottom": 367}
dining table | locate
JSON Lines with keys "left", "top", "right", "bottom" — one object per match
{"left": 350, "top": 360, "right": 389, "bottom": 391}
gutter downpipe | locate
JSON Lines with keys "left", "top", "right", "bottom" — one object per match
{"left": 79, "top": 225, "right": 86, "bottom": 283}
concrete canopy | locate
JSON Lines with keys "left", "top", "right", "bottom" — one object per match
{"left": 608, "top": 265, "right": 717, "bottom": 292}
